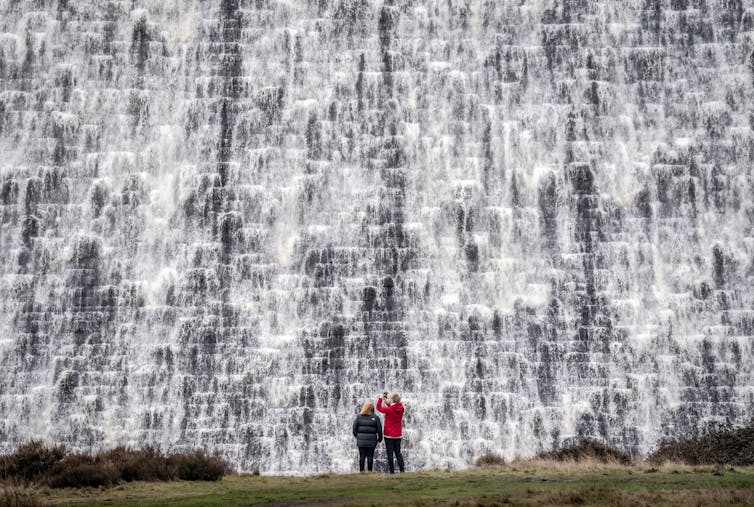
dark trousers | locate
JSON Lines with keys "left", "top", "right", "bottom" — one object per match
{"left": 384, "top": 438, "right": 404, "bottom": 473}
{"left": 358, "top": 446, "right": 375, "bottom": 472}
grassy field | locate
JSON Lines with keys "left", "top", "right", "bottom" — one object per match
{"left": 6, "top": 461, "right": 754, "bottom": 506}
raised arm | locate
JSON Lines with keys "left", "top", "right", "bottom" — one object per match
{"left": 376, "top": 396, "right": 388, "bottom": 413}
{"left": 377, "top": 396, "right": 400, "bottom": 414}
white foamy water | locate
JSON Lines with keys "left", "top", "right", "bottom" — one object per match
{"left": 0, "top": 0, "right": 753, "bottom": 474}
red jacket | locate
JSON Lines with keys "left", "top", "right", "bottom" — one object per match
{"left": 377, "top": 397, "right": 404, "bottom": 438}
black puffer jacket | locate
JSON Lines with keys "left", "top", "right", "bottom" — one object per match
{"left": 352, "top": 414, "right": 383, "bottom": 448}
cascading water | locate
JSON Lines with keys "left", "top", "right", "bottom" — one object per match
{"left": 0, "top": 0, "right": 753, "bottom": 474}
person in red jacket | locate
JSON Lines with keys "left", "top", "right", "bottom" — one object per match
{"left": 377, "top": 392, "right": 405, "bottom": 473}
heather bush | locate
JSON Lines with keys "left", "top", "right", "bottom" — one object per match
{"left": 648, "top": 422, "right": 754, "bottom": 466}
{"left": 169, "top": 451, "right": 230, "bottom": 481}
{"left": 47, "top": 454, "right": 119, "bottom": 489}
{"left": 535, "top": 439, "right": 632, "bottom": 465}
{"left": 0, "top": 441, "right": 66, "bottom": 482}
{"left": 109, "top": 446, "right": 173, "bottom": 482}
{"left": 0, "top": 441, "right": 234, "bottom": 489}
{"left": 474, "top": 452, "right": 506, "bottom": 467}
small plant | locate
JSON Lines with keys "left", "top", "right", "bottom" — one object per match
{"left": 475, "top": 452, "right": 506, "bottom": 467}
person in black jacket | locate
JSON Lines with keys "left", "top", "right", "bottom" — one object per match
{"left": 352, "top": 400, "right": 383, "bottom": 472}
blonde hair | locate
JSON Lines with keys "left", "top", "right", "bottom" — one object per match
{"left": 390, "top": 393, "right": 401, "bottom": 404}
{"left": 360, "top": 401, "right": 375, "bottom": 415}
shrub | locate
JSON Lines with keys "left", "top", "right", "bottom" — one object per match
{"left": 47, "top": 454, "right": 119, "bottom": 489}
{"left": 475, "top": 452, "right": 506, "bottom": 467}
{"left": 648, "top": 422, "right": 754, "bottom": 466}
{"left": 107, "top": 446, "right": 172, "bottom": 482}
{"left": 0, "top": 441, "right": 235, "bottom": 489}
{"left": 169, "top": 451, "right": 230, "bottom": 481}
{"left": 535, "top": 439, "right": 632, "bottom": 465}
{"left": 0, "top": 441, "right": 66, "bottom": 483}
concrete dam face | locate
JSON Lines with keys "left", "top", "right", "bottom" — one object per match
{"left": 0, "top": 0, "right": 753, "bottom": 473}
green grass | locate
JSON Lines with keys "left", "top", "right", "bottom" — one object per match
{"left": 11, "top": 463, "right": 754, "bottom": 506}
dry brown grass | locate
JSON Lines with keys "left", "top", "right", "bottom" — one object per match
{"left": 507, "top": 456, "right": 634, "bottom": 472}
{"left": 0, "top": 486, "right": 42, "bottom": 507}
{"left": 473, "top": 439, "right": 634, "bottom": 473}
